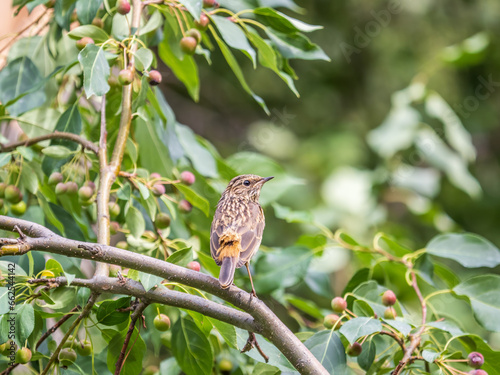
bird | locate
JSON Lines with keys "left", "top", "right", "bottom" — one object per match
{"left": 210, "top": 174, "right": 273, "bottom": 296}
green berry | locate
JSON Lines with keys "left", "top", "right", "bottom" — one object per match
{"left": 109, "top": 202, "right": 121, "bottom": 218}
{"left": 186, "top": 29, "right": 202, "bottom": 43}
{"left": 58, "top": 348, "right": 77, "bottom": 366}
{"left": 116, "top": 241, "right": 128, "bottom": 250}
{"left": 153, "top": 314, "right": 171, "bottom": 331}
{"left": 384, "top": 307, "right": 397, "bottom": 319}
{"left": 143, "top": 366, "right": 159, "bottom": 375}
{"left": 78, "top": 186, "right": 93, "bottom": 201}
{"left": 15, "top": 348, "right": 32, "bottom": 364}
{"left": 118, "top": 69, "right": 134, "bottom": 85}
{"left": 75, "top": 340, "right": 92, "bottom": 356}
{"left": 4, "top": 185, "right": 22, "bottom": 203}
{"left": 48, "top": 172, "right": 63, "bottom": 185}
{"left": 155, "top": 213, "right": 171, "bottom": 229}
{"left": 55, "top": 182, "right": 67, "bottom": 195}
{"left": 66, "top": 181, "right": 78, "bottom": 195}
{"left": 10, "top": 201, "right": 27, "bottom": 216}
{"left": 219, "top": 359, "right": 233, "bottom": 372}
{"left": 180, "top": 36, "right": 197, "bottom": 55}
{"left": 347, "top": 342, "right": 362, "bottom": 357}
{"left": 323, "top": 314, "right": 342, "bottom": 330}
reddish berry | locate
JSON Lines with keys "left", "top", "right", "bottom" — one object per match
{"left": 153, "top": 314, "right": 171, "bottom": 331}
{"left": 178, "top": 199, "right": 192, "bottom": 213}
{"left": 48, "top": 172, "right": 63, "bottom": 185}
{"left": 66, "top": 181, "right": 78, "bottom": 194}
{"left": 188, "top": 261, "right": 200, "bottom": 272}
{"left": 78, "top": 186, "right": 93, "bottom": 201}
{"left": 194, "top": 14, "right": 210, "bottom": 30}
{"left": 382, "top": 290, "right": 397, "bottom": 306}
{"left": 55, "top": 182, "right": 67, "bottom": 195}
{"left": 4, "top": 185, "right": 22, "bottom": 203}
{"left": 110, "top": 221, "right": 120, "bottom": 235}
{"left": 152, "top": 183, "right": 165, "bottom": 196}
{"left": 347, "top": 342, "right": 362, "bottom": 357}
{"left": 203, "top": 0, "right": 217, "bottom": 7}
{"left": 148, "top": 70, "right": 162, "bottom": 86}
{"left": 180, "top": 171, "right": 196, "bottom": 185}
{"left": 150, "top": 172, "right": 161, "bottom": 180}
{"left": 155, "top": 213, "right": 171, "bottom": 229}
{"left": 331, "top": 297, "right": 347, "bottom": 313}
{"left": 116, "top": 0, "right": 131, "bottom": 15}
{"left": 468, "top": 352, "right": 485, "bottom": 369}
{"left": 118, "top": 69, "right": 134, "bottom": 85}
{"left": 180, "top": 36, "right": 197, "bottom": 55}
{"left": 470, "top": 371, "right": 488, "bottom": 375}
{"left": 384, "top": 307, "right": 397, "bottom": 319}
{"left": 15, "top": 347, "right": 32, "bottom": 364}
{"left": 92, "top": 18, "right": 104, "bottom": 28}
{"left": 84, "top": 181, "right": 96, "bottom": 191}
{"left": 323, "top": 314, "right": 342, "bottom": 330}
{"left": 76, "top": 37, "right": 94, "bottom": 50}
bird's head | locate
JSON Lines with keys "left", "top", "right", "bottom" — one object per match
{"left": 223, "top": 174, "right": 274, "bottom": 201}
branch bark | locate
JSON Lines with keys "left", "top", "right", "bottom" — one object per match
{"left": 0, "top": 131, "right": 98, "bottom": 154}
{"left": 0, "top": 216, "right": 328, "bottom": 375}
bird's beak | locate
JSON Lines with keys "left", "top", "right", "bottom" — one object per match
{"left": 261, "top": 176, "right": 274, "bottom": 183}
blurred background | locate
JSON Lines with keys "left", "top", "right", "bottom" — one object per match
{"left": 159, "top": 0, "right": 500, "bottom": 256}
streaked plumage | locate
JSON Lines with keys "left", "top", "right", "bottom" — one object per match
{"left": 210, "top": 174, "right": 273, "bottom": 294}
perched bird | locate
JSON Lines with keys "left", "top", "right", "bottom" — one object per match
{"left": 210, "top": 174, "right": 273, "bottom": 296}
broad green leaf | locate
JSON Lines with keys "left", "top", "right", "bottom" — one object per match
{"left": 20, "top": 163, "right": 38, "bottom": 194}
{"left": 175, "top": 124, "right": 218, "bottom": 178}
{"left": 285, "top": 296, "right": 323, "bottom": 319}
{"left": 383, "top": 319, "right": 412, "bottom": 336}
{"left": 8, "top": 36, "right": 56, "bottom": 76}
{"left": 17, "top": 146, "right": 34, "bottom": 161}
{"left": 197, "top": 251, "right": 220, "bottom": 277}
{"left": 0, "top": 153, "right": 10, "bottom": 168}
{"left": 339, "top": 317, "right": 382, "bottom": 344}
{"left": 45, "top": 258, "right": 64, "bottom": 276}
{"left": 68, "top": 25, "right": 110, "bottom": 43}
{"left": 427, "top": 320, "right": 463, "bottom": 337}
{"left": 266, "top": 29, "right": 330, "bottom": 61}
{"left": 453, "top": 275, "right": 500, "bottom": 332}
{"left": 254, "top": 246, "right": 313, "bottom": 293}
{"left": 171, "top": 318, "right": 213, "bottom": 375}
{"left": 54, "top": 0, "right": 76, "bottom": 30}
{"left": 0, "top": 57, "right": 45, "bottom": 116}
{"left": 97, "top": 297, "right": 131, "bottom": 326}
{"left": 159, "top": 357, "right": 182, "bottom": 375}
{"left": 457, "top": 334, "right": 500, "bottom": 375}
{"left": 304, "top": 331, "right": 347, "bottom": 375}
{"left": 177, "top": 0, "right": 202, "bottom": 20}
{"left": 212, "top": 15, "right": 256, "bottom": 66}
{"left": 251, "top": 362, "right": 280, "bottom": 375}
{"left": 135, "top": 48, "right": 154, "bottom": 71}
{"left": 139, "top": 11, "right": 163, "bottom": 35}
{"left": 353, "top": 300, "right": 375, "bottom": 317}
{"left": 358, "top": 340, "right": 376, "bottom": 371}
{"left": 351, "top": 281, "right": 388, "bottom": 318}
{"left": 17, "top": 303, "right": 35, "bottom": 344}
{"left": 272, "top": 202, "right": 313, "bottom": 223}
{"left": 427, "top": 233, "right": 500, "bottom": 268}
{"left": 254, "top": 7, "right": 322, "bottom": 33}
{"left": 41, "top": 145, "right": 74, "bottom": 158}
{"left": 422, "top": 349, "right": 440, "bottom": 363}
{"left": 18, "top": 107, "right": 60, "bottom": 139}
{"left": 107, "top": 328, "right": 146, "bottom": 375}
{"left": 167, "top": 248, "right": 193, "bottom": 267}
{"left": 78, "top": 44, "right": 110, "bottom": 98}
{"left": 174, "top": 183, "right": 210, "bottom": 216}
{"left": 212, "top": 28, "right": 269, "bottom": 114}
{"left": 138, "top": 272, "right": 164, "bottom": 291}
{"left": 111, "top": 13, "right": 131, "bottom": 41}
{"left": 53, "top": 104, "right": 82, "bottom": 150}
{"left": 126, "top": 205, "right": 146, "bottom": 238}
{"left": 207, "top": 317, "right": 238, "bottom": 349}
{"left": 76, "top": 0, "right": 103, "bottom": 25}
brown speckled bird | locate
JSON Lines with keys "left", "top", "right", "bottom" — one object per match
{"left": 210, "top": 174, "right": 273, "bottom": 296}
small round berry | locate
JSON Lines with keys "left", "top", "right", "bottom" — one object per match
{"left": 118, "top": 69, "right": 134, "bottom": 85}
{"left": 180, "top": 171, "right": 195, "bottom": 185}
{"left": 143, "top": 366, "right": 159, "bottom": 375}
{"left": 150, "top": 172, "right": 161, "bottom": 180}
{"left": 109, "top": 265, "right": 121, "bottom": 277}
{"left": 187, "top": 261, "right": 200, "bottom": 272}
{"left": 152, "top": 184, "right": 165, "bottom": 196}
{"left": 468, "top": 352, "right": 485, "bottom": 369}
{"left": 116, "top": 241, "right": 128, "bottom": 250}
{"left": 470, "top": 370, "right": 488, "bottom": 375}
{"left": 4, "top": 185, "right": 22, "bottom": 203}
{"left": 218, "top": 359, "right": 233, "bottom": 372}
{"left": 110, "top": 221, "right": 120, "bottom": 235}
{"left": 75, "top": 340, "right": 92, "bottom": 356}
{"left": 186, "top": 29, "right": 202, "bottom": 43}
{"left": 323, "top": 314, "right": 342, "bottom": 330}
{"left": 147, "top": 70, "right": 162, "bottom": 86}
{"left": 116, "top": 0, "right": 131, "bottom": 15}
{"left": 58, "top": 348, "right": 77, "bottom": 366}
{"left": 55, "top": 182, "right": 67, "bottom": 195}
{"left": 78, "top": 186, "right": 93, "bottom": 201}
{"left": 62, "top": 335, "right": 76, "bottom": 348}
{"left": 384, "top": 307, "right": 397, "bottom": 319}
{"left": 11, "top": 201, "right": 27, "bottom": 216}
{"left": 84, "top": 181, "right": 96, "bottom": 191}
{"left": 203, "top": 0, "right": 217, "bottom": 8}
{"left": 155, "top": 213, "right": 171, "bottom": 229}
{"left": 180, "top": 36, "right": 197, "bottom": 55}
{"left": 92, "top": 18, "right": 104, "bottom": 28}
{"left": 109, "top": 201, "right": 121, "bottom": 218}
{"left": 76, "top": 37, "right": 94, "bottom": 50}
{"left": 153, "top": 314, "right": 171, "bottom": 331}
{"left": 15, "top": 347, "right": 32, "bottom": 364}
{"left": 331, "top": 297, "right": 347, "bottom": 313}
{"left": 66, "top": 181, "right": 79, "bottom": 195}
{"left": 194, "top": 14, "right": 210, "bottom": 30}
{"left": 347, "top": 342, "right": 362, "bottom": 357}
{"left": 179, "top": 199, "right": 192, "bottom": 213}
{"left": 382, "top": 290, "right": 397, "bottom": 306}
{"left": 48, "top": 172, "right": 63, "bottom": 185}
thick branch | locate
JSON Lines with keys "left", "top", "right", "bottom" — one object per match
{"left": 0, "top": 217, "right": 328, "bottom": 375}
{"left": 0, "top": 132, "right": 98, "bottom": 154}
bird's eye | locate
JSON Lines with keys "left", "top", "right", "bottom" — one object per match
{"left": 243, "top": 180, "right": 251, "bottom": 186}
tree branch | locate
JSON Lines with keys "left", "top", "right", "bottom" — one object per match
{"left": 0, "top": 216, "right": 328, "bottom": 375}
{"left": 0, "top": 131, "right": 98, "bottom": 154}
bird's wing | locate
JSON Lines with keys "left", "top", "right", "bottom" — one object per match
{"left": 235, "top": 205, "right": 264, "bottom": 268}
{"left": 210, "top": 213, "right": 223, "bottom": 266}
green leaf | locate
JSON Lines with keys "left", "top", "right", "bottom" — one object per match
{"left": 174, "top": 183, "right": 209, "bottom": 216}
{"left": 212, "top": 15, "right": 256, "bottom": 67}
{"left": 42, "top": 145, "right": 74, "bottom": 158}
{"left": 107, "top": 328, "right": 146, "bottom": 375}
{"left": 78, "top": 44, "right": 110, "bottom": 98}
{"left": 457, "top": 334, "right": 500, "bottom": 375}
{"left": 453, "top": 275, "right": 500, "bottom": 332}
{"left": 20, "top": 163, "right": 38, "bottom": 194}
{"left": 177, "top": 0, "right": 202, "bottom": 20}
{"left": 254, "top": 246, "right": 313, "bottom": 294}
{"left": 126, "top": 205, "right": 146, "bottom": 238}
{"left": 351, "top": 280, "right": 390, "bottom": 317}
{"left": 272, "top": 202, "right": 313, "bottom": 223}
{"left": 422, "top": 349, "right": 439, "bottom": 363}
{"left": 135, "top": 48, "right": 154, "bottom": 71}
{"left": 251, "top": 363, "right": 280, "bottom": 375}
{"left": 139, "top": 11, "right": 163, "bottom": 35}
{"left": 76, "top": 0, "right": 103, "bottom": 25}
{"left": 266, "top": 29, "right": 330, "bottom": 61}
{"left": 97, "top": 297, "right": 131, "bottom": 326}
{"left": 0, "top": 153, "right": 11, "bottom": 168}
{"left": 68, "top": 25, "right": 110, "bottom": 43}
{"left": 175, "top": 124, "right": 218, "bottom": 178}
{"left": 254, "top": 8, "right": 322, "bottom": 33}
{"left": 18, "top": 107, "right": 60, "bottom": 139}
{"left": 167, "top": 248, "right": 193, "bottom": 267}
{"left": 171, "top": 318, "right": 213, "bottom": 375}
{"left": 45, "top": 258, "right": 65, "bottom": 276}
{"left": 383, "top": 319, "right": 412, "bottom": 336}
{"left": 53, "top": 105, "right": 82, "bottom": 149}
{"left": 207, "top": 317, "right": 238, "bottom": 349}
{"left": 0, "top": 57, "right": 45, "bottom": 116}
{"left": 211, "top": 27, "right": 269, "bottom": 114}
{"left": 427, "top": 233, "right": 500, "bottom": 268}
{"left": 358, "top": 340, "right": 376, "bottom": 371}
{"left": 427, "top": 320, "right": 463, "bottom": 337}
{"left": 158, "top": 15, "right": 199, "bottom": 101}
{"left": 340, "top": 317, "right": 382, "bottom": 344}
{"left": 17, "top": 303, "right": 35, "bottom": 344}
{"left": 304, "top": 331, "right": 347, "bottom": 375}
{"left": 138, "top": 272, "right": 164, "bottom": 291}
{"left": 159, "top": 357, "right": 182, "bottom": 375}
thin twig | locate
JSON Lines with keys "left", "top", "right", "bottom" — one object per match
{"left": 379, "top": 330, "right": 406, "bottom": 352}
{"left": 36, "top": 306, "right": 81, "bottom": 349}
{"left": 241, "top": 331, "right": 269, "bottom": 363}
{"left": 115, "top": 301, "right": 148, "bottom": 374}
{"left": 0, "top": 131, "right": 98, "bottom": 154}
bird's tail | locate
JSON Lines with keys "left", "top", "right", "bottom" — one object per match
{"left": 219, "top": 257, "right": 237, "bottom": 288}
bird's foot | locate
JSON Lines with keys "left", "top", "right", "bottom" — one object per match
{"left": 241, "top": 331, "right": 269, "bottom": 363}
